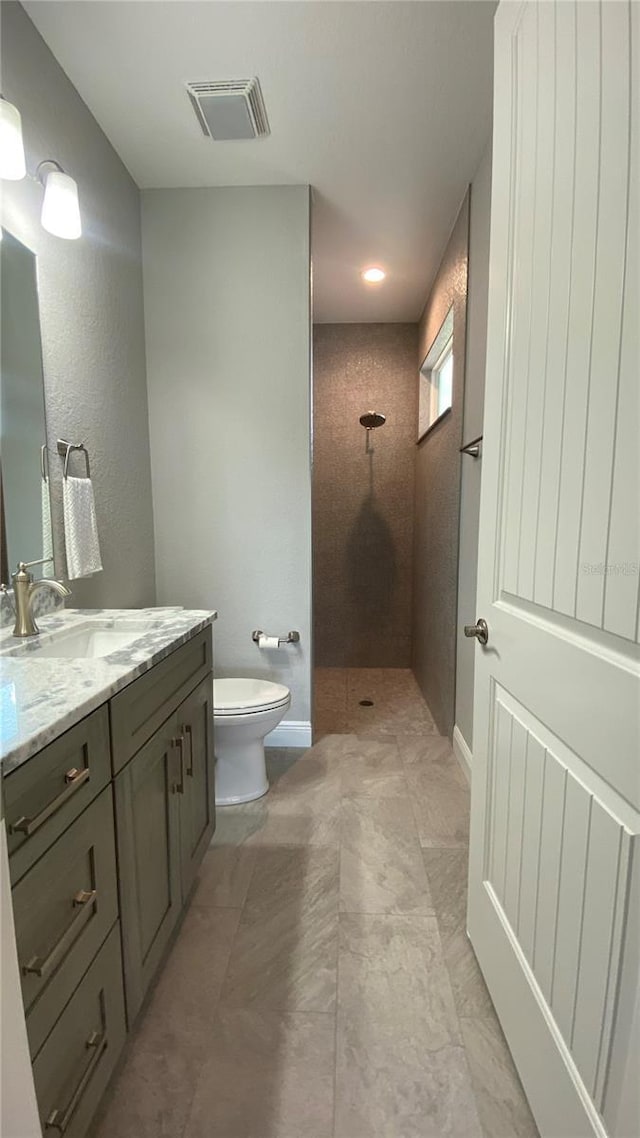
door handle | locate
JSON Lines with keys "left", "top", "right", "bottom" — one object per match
{"left": 184, "top": 724, "right": 194, "bottom": 777}
{"left": 171, "top": 736, "right": 185, "bottom": 794}
{"left": 44, "top": 1029, "right": 107, "bottom": 1132}
{"left": 22, "top": 889, "right": 97, "bottom": 979}
{"left": 464, "top": 618, "right": 489, "bottom": 645}
{"left": 9, "top": 767, "right": 90, "bottom": 837}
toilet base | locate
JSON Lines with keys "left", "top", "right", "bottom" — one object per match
{"left": 213, "top": 684, "right": 291, "bottom": 807}
{"left": 215, "top": 735, "right": 269, "bottom": 806}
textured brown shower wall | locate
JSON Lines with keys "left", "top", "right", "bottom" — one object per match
{"left": 312, "top": 323, "right": 418, "bottom": 667}
{"left": 412, "top": 193, "right": 470, "bottom": 737}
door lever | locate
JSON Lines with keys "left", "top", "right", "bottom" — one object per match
{"left": 464, "top": 618, "right": 489, "bottom": 645}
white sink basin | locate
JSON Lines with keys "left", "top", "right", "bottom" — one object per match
{"left": 3, "top": 621, "right": 151, "bottom": 660}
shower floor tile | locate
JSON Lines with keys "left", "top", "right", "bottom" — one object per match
{"left": 314, "top": 666, "right": 438, "bottom": 738}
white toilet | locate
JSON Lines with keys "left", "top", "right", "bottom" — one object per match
{"left": 213, "top": 678, "right": 291, "bottom": 805}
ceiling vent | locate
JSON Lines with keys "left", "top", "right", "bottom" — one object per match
{"left": 185, "top": 78, "right": 270, "bottom": 140}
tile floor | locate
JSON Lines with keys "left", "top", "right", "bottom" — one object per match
{"left": 93, "top": 670, "right": 539, "bottom": 1138}
{"left": 314, "top": 666, "right": 439, "bottom": 738}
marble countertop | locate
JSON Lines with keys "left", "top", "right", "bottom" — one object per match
{"left": 0, "top": 607, "right": 217, "bottom": 775}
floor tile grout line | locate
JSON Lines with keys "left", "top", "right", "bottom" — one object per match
{"left": 336, "top": 909, "right": 437, "bottom": 918}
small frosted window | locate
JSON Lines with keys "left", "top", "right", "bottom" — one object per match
{"left": 434, "top": 344, "right": 453, "bottom": 417}
{"left": 418, "top": 306, "right": 454, "bottom": 441}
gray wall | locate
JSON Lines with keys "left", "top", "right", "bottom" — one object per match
{"left": 412, "top": 194, "right": 470, "bottom": 737}
{"left": 142, "top": 186, "right": 312, "bottom": 724}
{"left": 455, "top": 141, "right": 492, "bottom": 753}
{"left": 312, "top": 323, "right": 418, "bottom": 667}
{"left": 0, "top": 1, "right": 155, "bottom": 607}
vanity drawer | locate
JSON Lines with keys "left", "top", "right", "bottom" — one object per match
{"left": 13, "top": 787, "right": 119, "bottom": 1059}
{"left": 110, "top": 626, "right": 212, "bottom": 773}
{"left": 5, "top": 706, "right": 111, "bottom": 884}
{"left": 32, "top": 922, "right": 126, "bottom": 1138}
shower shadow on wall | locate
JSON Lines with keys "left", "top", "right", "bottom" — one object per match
{"left": 345, "top": 471, "right": 397, "bottom": 664}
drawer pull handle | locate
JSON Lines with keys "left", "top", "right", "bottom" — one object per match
{"left": 44, "top": 1029, "right": 107, "bottom": 1133}
{"left": 23, "top": 889, "right": 98, "bottom": 979}
{"left": 184, "top": 724, "right": 194, "bottom": 777}
{"left": 171, "top": 736, "right": 185, "bottom": 794}
{"left": 10, "top": 767, "right": 91, "bottom": 837}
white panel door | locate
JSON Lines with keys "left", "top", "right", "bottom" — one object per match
{"left": 468, "top": 3, "right": 639, "bottom": 1137}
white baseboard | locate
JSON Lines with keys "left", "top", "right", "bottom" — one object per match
{"left": 265, "top": 720, "right": 312, "bottom": 749}
{"left": 452, "top": 725, "right": 472, "bottom": 783}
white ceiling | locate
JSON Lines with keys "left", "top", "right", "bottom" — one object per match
{"left": 24, "top": 0, "right": 495, "bottom": 323}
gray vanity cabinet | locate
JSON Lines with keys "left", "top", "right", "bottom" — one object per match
{"left": 176, "top": 676, "right": 216, "bottom": 898}
{"left": 5, "top": 623, "right": 215, "bottom": 1137}
{"left": 114, "top": 715, "right": 183, "bottom": 1023}
{"left": 114, "top": 671, "right": 216, "bottom": 1023}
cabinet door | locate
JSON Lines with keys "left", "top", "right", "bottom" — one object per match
{"left": 176, "top": 675, "right": 216, "bottom": 898}
{"left": 114, "top": 716, "right": 182, "bottom": 1023}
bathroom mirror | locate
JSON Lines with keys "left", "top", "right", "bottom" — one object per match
{"left": 0, "top": 229, "right": 53, "bottom": 582}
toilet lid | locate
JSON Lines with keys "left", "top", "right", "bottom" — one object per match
{"left": 214, "top": 677, "right": 291, "bottom": 713}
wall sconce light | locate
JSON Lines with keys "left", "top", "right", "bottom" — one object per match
{"left": 36, "top": 160, "right": 82, "bottom": 240}
{"left": 0, "top": 94, "right": 82, "bottom": 240}
{"left": 0, "top": 95, "right": 26, "bottom": 180}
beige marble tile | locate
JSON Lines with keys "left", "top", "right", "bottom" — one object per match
{"left": 439, "top": 925, "right": 494, "bottom": 1018}
{"left": 339, "top": 796, "right": 433, "bottom": 913}
{"left": 247, "top": 808, "right": 341, "bottom": 848}
{"left": 266, "top": 744, "right": 342, "bottom": 810}
{"left": 221, "top": 845, "right": 339, "bottom": 1011}
{"left": 192, "top": 842, "right": 256, "bottom": 909}
{"left": 335, "top": 913, "right": 482, "bottom": 1138}
{"left": 241, "top": 763, "right": 341, "bottom": 848}
{"left": 210, "top": 800, "right": 269, "bottom": 848}
{"left": 422, "top": 848, "right": 494, "bottom": 1017}
{"left": 213, "top": 752, "right": 342, "bottom": 848}
{"left": 400, "top": 737, "right": 470, "bottom": 848}
{"left": 265, "top": 748, "right": 308, "bottom": 787}
{"left": 460, "top": 1015, "right": 540, "bottom": 1138}
{"left": 398, "top": 733, "right": 455, "bottom": 767}
{"left": 93, "top": 907, "right": 240, "bottom": 1138}
{"left": 422, "top": 846, "right": 469, "bottom": 928}
{"left": 92, "top": 1025, "right": 201, "bottom": 1138}
{"left": 338, "top": 734, "right": 408, "bottom": 797}
{"left": 184, "top": 1008, "right": 335, "bottom": 1138}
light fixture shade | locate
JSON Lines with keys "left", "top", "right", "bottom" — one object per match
{"left": 0, "top": 98, "right": 26, "bottom": 180}
{"left": 41, "top": 169, "right": 82, "bottom": 239}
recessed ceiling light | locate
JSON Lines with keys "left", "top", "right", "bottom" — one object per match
{"left": 361, "top": 266, "right": 386, "bottom": 283}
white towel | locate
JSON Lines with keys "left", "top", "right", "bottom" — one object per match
{"left": 41, "top": 478, "right": 54, "bottom": 567}
{"left": 63, "top": 475, "right": 103, "bottom": 579}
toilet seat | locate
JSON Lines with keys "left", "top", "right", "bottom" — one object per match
{"left": 213, "top": 678, "right": 290, "bottom": 717}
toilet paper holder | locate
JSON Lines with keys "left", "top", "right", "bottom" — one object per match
{"left": 252, "top": 629, "right": 300, "bottom": 646}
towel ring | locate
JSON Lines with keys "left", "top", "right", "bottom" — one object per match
{"left": 57, "top": 439, "right": 91, "bottom": 479}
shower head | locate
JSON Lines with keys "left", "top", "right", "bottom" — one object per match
{"left": 359, "top": 411, "right": 386, "bottom": 430}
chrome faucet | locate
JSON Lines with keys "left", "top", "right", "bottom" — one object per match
{"left": 9, "top": 560, "right": 71, "bottom": 637}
